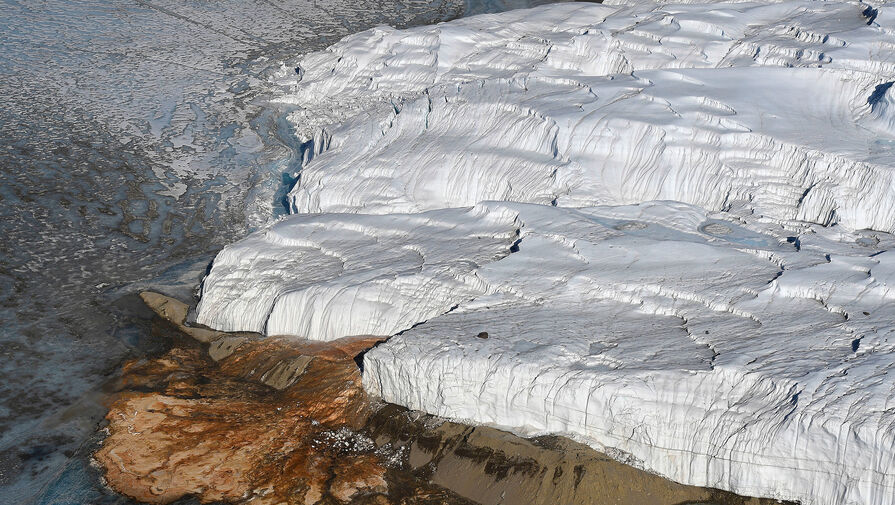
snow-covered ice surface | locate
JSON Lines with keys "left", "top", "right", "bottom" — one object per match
{"left": 366, "top": 201, "right": 895, "bottom": 505}
{"left": 196, "top": 206, "right": 519, "bottom": 337}
{"left": 275, "top": 0, "right": 895, "bottom": 231}
{"left": 195, "top": 1, "right": 895, "bottom": 504}
{"left": 201, "top": 199, "right": 895, "bottom": 505}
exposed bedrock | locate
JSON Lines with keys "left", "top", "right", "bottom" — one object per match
{"left": 94, "top": 331, "right": 393, "bottom": 504}
{"left": 364, "top": 404, "right": 794, "bottom": 505}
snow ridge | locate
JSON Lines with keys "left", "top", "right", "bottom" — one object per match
{"left": 273, "top": 0, "right": 895, "bottom": 231}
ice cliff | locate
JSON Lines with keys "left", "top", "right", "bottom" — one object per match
{"left": 195, "top": 1, "right": 895, "bottom": 504}
{"left": 195, "top": 206, "right": 519, "bottom": 336}
{"left": 365, "top": 201, "right": 895, "bottom": 505}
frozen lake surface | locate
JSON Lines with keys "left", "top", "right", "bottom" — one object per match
{"left": 0, "top": 1, "right": 560, "bottom": 502}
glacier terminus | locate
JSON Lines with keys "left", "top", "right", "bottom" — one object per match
{"left": 194, "top": 1, "right": 895, "bottom": 504}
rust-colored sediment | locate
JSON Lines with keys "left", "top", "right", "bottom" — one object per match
{"left": 95, "top": 338, "right": 397, "bottom": 505}
{"left": 96, "top": 293, "right": 792, "bottom": 505}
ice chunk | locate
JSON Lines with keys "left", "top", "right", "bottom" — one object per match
{"left": 195, "top": 205, "right": 519, "bottom": 338}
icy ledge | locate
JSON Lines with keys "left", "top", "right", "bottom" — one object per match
{"left": 195, "top": 205, "right": 519, "bottom": 337}
{"left": 363, "top": 201, "right": 895, "bottom": 505}
{"left": 273, "top": 0, "right": 895, "bottom": 231}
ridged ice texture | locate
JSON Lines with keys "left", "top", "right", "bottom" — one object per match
{"left": 194, "top": 2, "right": 895, "bottom": 503}
{"left": 195, "top": 205, "right": 519, "bottom": 338}
{"left": 364, "top": 201, "right": 895, "bottom": 505}
{"left": 274, "top": 0, "right": 895, "bottom": 231}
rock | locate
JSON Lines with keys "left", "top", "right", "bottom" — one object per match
{"left": 95, "top": 340, "right": 383, "bottom": 504}
{"left": 363, "top": 404, "right": 793, "bottom": 505}
{"left": 140, "top": 291, "right": 225, "bottom": 343}
{"left": 208, "top": 335, "right": 248, "bottom": 361}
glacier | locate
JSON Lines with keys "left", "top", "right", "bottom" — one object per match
{"left": 194, "top": 1, "right": 895, "bottom": 504}
{"left": 274, "top": 0, "right": 895, "bottom": 231}
{"left": 195, "top": 205, "right": 520, "bottom": 336}
{"left": 365, "top": 201, "right": 895, "bottom": 505}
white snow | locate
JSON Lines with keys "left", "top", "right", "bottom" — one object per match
{"left": 364, "top": 201, "right": 895, "bottom": 505}
{"left": 195, "top": 1, "right": 895, "bottom": 504}
{"left": 274, "top": 0, "right": 895, "bottom": 231}
{"left": 195, "top": 205, "right": 519, "bottom": 337}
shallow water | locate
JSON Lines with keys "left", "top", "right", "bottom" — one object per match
{"left": 0, "top": 1, "right": 568, "bottom": 502}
